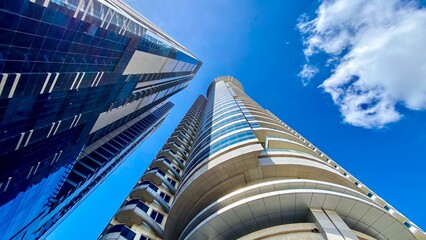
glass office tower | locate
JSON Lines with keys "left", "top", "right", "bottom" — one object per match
{"left": 101, "top": 76, "right": 425, "bottom": 240}
{"left": 0, "top": 0, "right": 201, "bottom": 239}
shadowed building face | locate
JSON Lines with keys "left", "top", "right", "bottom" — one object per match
{"left": 0, "top": 0, "right": 201, "bottom": 239}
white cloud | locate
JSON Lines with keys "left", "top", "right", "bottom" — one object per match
{"left": 298, "top": 64, "right": 319, "bottom": 86}
{"left": 298, "top": 0, "right": 426, "bottom": 128}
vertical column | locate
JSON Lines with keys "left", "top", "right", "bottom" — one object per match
{"left": 308, "top": 208, "right": 358, "bottom": 240}
{"left": 324, "top": 209, "right": 358, "bottom": 240}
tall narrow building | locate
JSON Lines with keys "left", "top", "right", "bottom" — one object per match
{"left": 101, "top": 76, "right": 425, "bottom": 240}
{"left": 0, "top": 0, "right": 201, "bottom": 239}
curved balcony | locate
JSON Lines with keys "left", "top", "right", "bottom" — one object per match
{"left": 131, "top": 182, "right": 170, "bottom": 212}
{"left": 141, "top": 168, "right": 176, "bottom": 194}
{"left": 264, "top": 136, "right": 316, "bottom": 156}
{"left": 100, "top": 224, "right": 136, "bottom": 240}
{"left": 131, "top": 182, "right": 158, "bottom": 202}
{"left": 150, "top": 158, "right": 181, "bottom": 180}
{"left": 176, "top": 122, "right": 193, "bottom": 132}
{"left": 170, "top": 135, "right": 188, "bottom": 146}
{"left": 168, "top": 142, "right": 188, "bottom": 157}
{"left": 176, "top": 125, "right": 195, "bottom": 137}
{"left": 115, "top": 199, "right": 164, "bottom": 238}
{"left": 173, "top": 148, "right": 186, "bottom": 159}
{"left": 179, "top": 180, "right": 414, "bottom": 240}
{"left": 163, "top": 142, "right": 188, "bottom": 160}
{"left": 156, "top": 149, "right": 184, "bottom": 168}
{"left": 260, "top": 148, "right": 325, "bottom": 165}
{"left": 172, "top": 130, "right": 191, "bottom": 142}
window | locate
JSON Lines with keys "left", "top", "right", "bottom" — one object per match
{"left": 139, "top": 181, "right": 158, "bottom": 192}
{"left": 150, "top": 210, "right": 164, "bottom": 224}
{"left": 159, "top": 192, "right": 171, "bottom": 203}
{"left": 172, "top": 166, "right": 181, "bottom": 174}
{"left": 367, "top": 192, "right": 376, "bottom": 200}
{"left": 167, "top": 177, "right": 176, "bottom": 187}
{"left": 106, "top": 224, "right": 136, "bottom": 240}
{"left": 126, "top": 199, "right": 149, "bottom": 213}
{"left": 139, "top": 235, "right": 151, "bottom": 240}
{"left": 403, "top": 221, "right": 417, "bottom": 233}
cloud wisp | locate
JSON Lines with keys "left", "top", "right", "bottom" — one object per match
{"left": 298, "top": 64, "right": 319, "bottom": 86}
{"left": 298, "top": 0, "right": 426, "bottom": 128}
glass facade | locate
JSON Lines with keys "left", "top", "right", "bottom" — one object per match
{"left": 0, "top": 0, "right": 202, "bottom": 239}
{"left": 184, "top": 80, "right": 257, "bottom": 177}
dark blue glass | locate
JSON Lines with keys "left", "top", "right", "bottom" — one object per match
{"left": 86, "top": 24, "right": 97, "bottom": 36}
{"left": 62, "top": 29, "right": 77, "bottom": 42}
{"left": 81, "top": 34, "right": 93, "bottom": 45}
{"left": 43, "top": 38, "right": 59, "bottom": 52}
{"left": 36, "top": 22, "right": 50, "bottom": 36}
{"left": 41, "top": 7, "right": 55, "bottom": 22}
{"left": 67, "top": 17, "right": 80, "bottom": 30}
{"left": 107, "top": 225, "right": 136, "bottom": 240}
{"left": 7, "top": 46, "right": 27, "bottom": 60}
{"left": 0, "top": 29, "right": 16, "bottom": 46}
{"left": 68, "top": 43, "right": 79, "bottom": 53}
{"left": 3, "top": 60, "right": 22, "bottom": 72}
{"left": 47, "top": 25, "right": 65, "bottom": 39}
{"left": 77, "top": 43, "right": 88, "bottom": 54}
{"left": 0, "top": 0, "right": 23, "bottom": 14}
{"left": 57, "top": 40, "right": 71, "bottom": 52}
{"left": 34, "top": 62, "right": 50, "bottom": 72}
{"left": 51, "top": 10, "right": 69, "bottom": 26}
{"left": 23, "top": 1, "right": 44, "bottom": 20}
{"left": 17, "top": 17, "right": 39, "bottom": 34}
{"left": 77, "top": 21, "right": 90, "bottom": 33}
{"left": 13, "top": 32, "right": 35, "bottom": 48}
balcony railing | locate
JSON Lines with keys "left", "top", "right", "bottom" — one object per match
{"left": 150, "top": 158, "right": 181, "bottom": 180}
{"left": 130, "top": 183, "right": 171, "bottom": 213}
{"left": 115, "top": 199, "right": 164, "bottom": 238}
{"left": 101, "top": 224, "right": 136, "bottom": 240}
{"left": 141, "top": 168, "right": 176, "bottom": 194}
{"left": 156, "top": 150, "right": 184, "bottom": 168}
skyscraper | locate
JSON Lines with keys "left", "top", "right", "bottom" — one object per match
{"left": 0, "top": 0, "right": 201, "bottom": 239}
{"left": 102, "top": 76, "right": 425, "bottom": 240}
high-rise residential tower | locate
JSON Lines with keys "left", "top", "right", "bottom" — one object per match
{"left": 0, "top": 0, "right": 201, "bottom": 239}
{"left": 102, "top": 76, "right": 425, "bottom": 240}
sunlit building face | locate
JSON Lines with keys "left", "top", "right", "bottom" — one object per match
{"left": 102, "top": 76, "right": 425, "bottom": 240}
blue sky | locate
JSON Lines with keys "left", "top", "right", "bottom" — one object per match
{"left": 49, "top": 0, "right": 426, "bottom": 239}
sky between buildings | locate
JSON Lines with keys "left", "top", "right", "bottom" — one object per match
{"left": 49, "top": 0, "right": 426, "bottom": 239}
